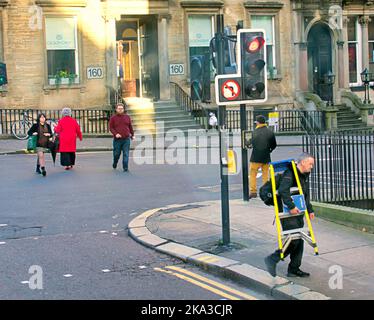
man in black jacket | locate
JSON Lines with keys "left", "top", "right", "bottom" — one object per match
{"left": 249, "top": 115, "right": 277, "bottom": 199}
{"left": 264, "top": 153, "right": 315, "bottom": 278}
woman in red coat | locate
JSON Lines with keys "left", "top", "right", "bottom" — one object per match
{"left": 54, "top": 107, "right": 83, "bottom": 170}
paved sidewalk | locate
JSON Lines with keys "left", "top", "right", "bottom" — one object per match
{"left": 129, "top": 199, "right": 374, "bottom": 300}
{"left": 0, "top": 134, "right": 303, "bottom": 155}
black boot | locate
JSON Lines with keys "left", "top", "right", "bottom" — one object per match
{"left": 41, "top": 167, "right": 46, "bottom": 177}
{"left": 36, "top": 165, "right": 41, "bottom": 174}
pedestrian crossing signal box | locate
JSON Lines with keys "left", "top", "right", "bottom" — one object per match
{"left": 242, "top": 130, "right": 253, "bottom": 149}
{"left": 0, "top": 63, "right": 7, "bottom": 86}
{"left": 215, "top": 29, "right": 267, "bottom": 106}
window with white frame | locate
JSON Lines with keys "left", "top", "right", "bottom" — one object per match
{"left": 188, "top": 15, "right": 214, "bottom": 77}
{"left": 369, "top": 18, "right": 374, "bottom": 75}
{"left": 45, "top": 17, "right": 79, "bottom": 85}
{"left": 348, "top": 17, "right": 360, "bottom": 85}
{"left": 251, "top": 15, "right": 276, "bottom": 77}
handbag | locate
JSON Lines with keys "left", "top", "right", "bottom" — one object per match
{"left": 27, "top": 135, "right": 37, "bottom": 151}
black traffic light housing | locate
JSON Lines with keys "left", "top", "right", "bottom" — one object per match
{"left": 0, "top": 62, "right": 7, "bottom": 86}
{"left": 210, "top": 27, "right": 237, "bottom": 74}
{"left": 190, "top": 54, "right": 211, "bottom": 102}
{"left": 215, "top": 28, "right": 267, "bottom": 106}
{"left": 190, "top": 55, "right": 204, "bottom": 101}
{"left": 240, "top": 30, "right": 267, "bottom": 102}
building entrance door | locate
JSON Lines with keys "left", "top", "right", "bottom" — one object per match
{"left": 116, "top": 17, "right": 160, "bottom": 100}
{"left": 307, "top": 23, "right": 333, "bottom": 102}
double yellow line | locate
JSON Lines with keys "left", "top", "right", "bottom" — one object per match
{"left": 154, "top": 265, "right": 257, "bottom": 300}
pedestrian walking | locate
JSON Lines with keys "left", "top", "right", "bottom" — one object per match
{"left": 208, "top": 112, "right": 218, "bottom": 130}
{"left": 109, "top": 102, "right": 135, "bottom": 172}
{"left": 264, "top": 153, "right": 316, "bottom": 278}
{"left": 54, "top": 107, "right": 82, "bottom": 170}
{"left": 249, "top": 115, "right": 277, "bottom": 199}
{"left": 27, "top": 113, "right": 53, "bottom": 177}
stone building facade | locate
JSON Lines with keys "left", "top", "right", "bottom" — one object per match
{"left": 0, "top": 0, "right": 373, "bottom": 110}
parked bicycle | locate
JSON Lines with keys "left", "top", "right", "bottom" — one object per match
{"left": 11, "top": 110, "right": 58, "bottom": 140}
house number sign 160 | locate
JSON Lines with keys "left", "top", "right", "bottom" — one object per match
{"left": 87, "top": 67, "right": 104, "bottom": 79}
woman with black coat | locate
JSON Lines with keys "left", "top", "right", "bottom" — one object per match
{"left": 27, "top": 113, "right": 52, "bottom": 176}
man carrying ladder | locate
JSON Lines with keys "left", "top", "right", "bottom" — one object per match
{"left": 264, "top": 153, "right": 317, "bottom": 278}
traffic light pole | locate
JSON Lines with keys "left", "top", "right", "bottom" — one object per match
{"left": 240, "top": 104, "right": 249, "bottom": 201}
{"left": 216, "top": 14, "right": 230, "bottom": 245}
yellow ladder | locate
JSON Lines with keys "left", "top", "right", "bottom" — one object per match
{"left": 269, "top": 159, "right": 319, "bottom": 260}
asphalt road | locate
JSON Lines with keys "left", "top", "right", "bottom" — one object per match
{"left": 0, "top": 146, "right": 300, "bottom": 300}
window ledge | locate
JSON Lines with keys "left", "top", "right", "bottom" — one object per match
{"left": 180, "top": 0, "right": 224, "bottom": 8}
{"left": 36, "top": 0, "right": 87, "bottom": 7}
{"left": 244, "top": 1, "right": 283, "bottom": 10}
{"left": 268, "top": 75, "right": 282, "bottom": 81}
{"left": 0, "top": 87, "right": 8, "bottom": 97}
{"left": 43, "top": 84, "right": 86, "bottom": 93}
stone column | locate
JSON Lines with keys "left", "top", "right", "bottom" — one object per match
{"left": 105, "top": 17, "right": 118, "bottom": 104}
{"left": 293, "top": 10, "right": 308, "bottom": 99}
{"left": 158, "top": 14, "right": 171, "bottom": 101}
{"left": 359, "top": 16, "right": 371, "bottom": 70}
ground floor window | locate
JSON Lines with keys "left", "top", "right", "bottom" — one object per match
{"left": 251, "top": 15, "right": 276, "bottom": 78}
{"left": 188, "top": 14, "right": 214, "bottom": 78}
{"left": 368, "top": 17, "right": 374, "bottom": 75}
{"left": 347, "top": 17, "right": 361, "bottom": 85}
{"left": 45, "top": 17, "right": 79, "bottom": 85}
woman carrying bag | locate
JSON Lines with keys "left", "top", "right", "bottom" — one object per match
{"left": 27, "top": 113, "right": 53, "bottom": 177}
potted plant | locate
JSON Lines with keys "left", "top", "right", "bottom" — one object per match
{"left": 49, "top": 70, "right": 78, "bottom": 87}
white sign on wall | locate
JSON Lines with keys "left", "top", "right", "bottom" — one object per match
{"left": 87, "top": 67, "right": 104, "bottom": 79}
{"left": 45, "top": 17, "right": 76, "bottom": 50}
{"left": 169, "top": 64, "right": 185, "bottom": 75}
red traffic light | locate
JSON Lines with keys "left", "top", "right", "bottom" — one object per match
{"left": 245, "top": 36, "right": 265, "bottom": 53}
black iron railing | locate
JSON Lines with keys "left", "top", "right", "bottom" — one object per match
{"left": 224, "top": 109, "right": 325, "bottom": 133}
{"left": 0, "top": 108, "right": 113, "bottom": 136}
{"left": 303, "top": 129, "right": 374, "bottom": 210}
{"left": 171, "top": 81, "right": 326, "bottom": 134}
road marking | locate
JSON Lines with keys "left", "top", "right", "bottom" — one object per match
{"left": 197, "top": 255, "right": 219, "bottom": 263}
{"left": 0, "top": 224, "right": 8, "bottom": 227}
{"left": 165, "top": 266, "right": 258, "bottom": 301}
{"left": 102, "top": 269, "right": 111, "bottom": 273}
{"left": 154, "top": 267, "right": 240, "bottom": 300}
{"left": 21, "top": 281, "right": 29, "bottom": 284}
{"left": 63, "top": 274, "right": 73, "bottom": 278}
{"left": 0, "top": 242, "right": 6, "bottom": 245}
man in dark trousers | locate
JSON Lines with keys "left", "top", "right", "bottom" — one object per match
{"left": 264, "top": 153, "right": 316, "bottom": 278}
{"left": 109, "top": 102, "right": 135, "bottom": 172}
{"left": 249, "top": 115, "right": 277, "bottom": 199}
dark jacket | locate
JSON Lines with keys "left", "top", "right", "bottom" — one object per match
{"left": 27, "top": 123, "right": 52, "bottom": 148}
{"left": 250, "top": 125, "right": 277, "bottom": 163}
{"left": 278, "top": 166, "right": 314, "bottom": 230}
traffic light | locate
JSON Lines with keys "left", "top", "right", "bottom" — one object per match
{"left": 210, "top": 27, "right": 237, "bottom": 74}
{"left": 190, "top": 55, "right": 203, "bottom": 100}
{"left": 190, "top": 54, "right": 210, "bottom": 102}
{"left": 239, "top": 30, "right": 267, "bottom": 102}
{"left": 0, "top": 63, "right": 7, "bottom": 86}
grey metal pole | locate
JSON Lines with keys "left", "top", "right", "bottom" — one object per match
{"left": 240, "top": 104, "right": 249, "bottom": 201}
{"left": 216, "top": 14, "right": 230, "bottom": 245}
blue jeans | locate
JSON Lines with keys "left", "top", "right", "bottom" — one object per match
{"left": 113, "top": 138, "right": 131, "bottom": 170}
